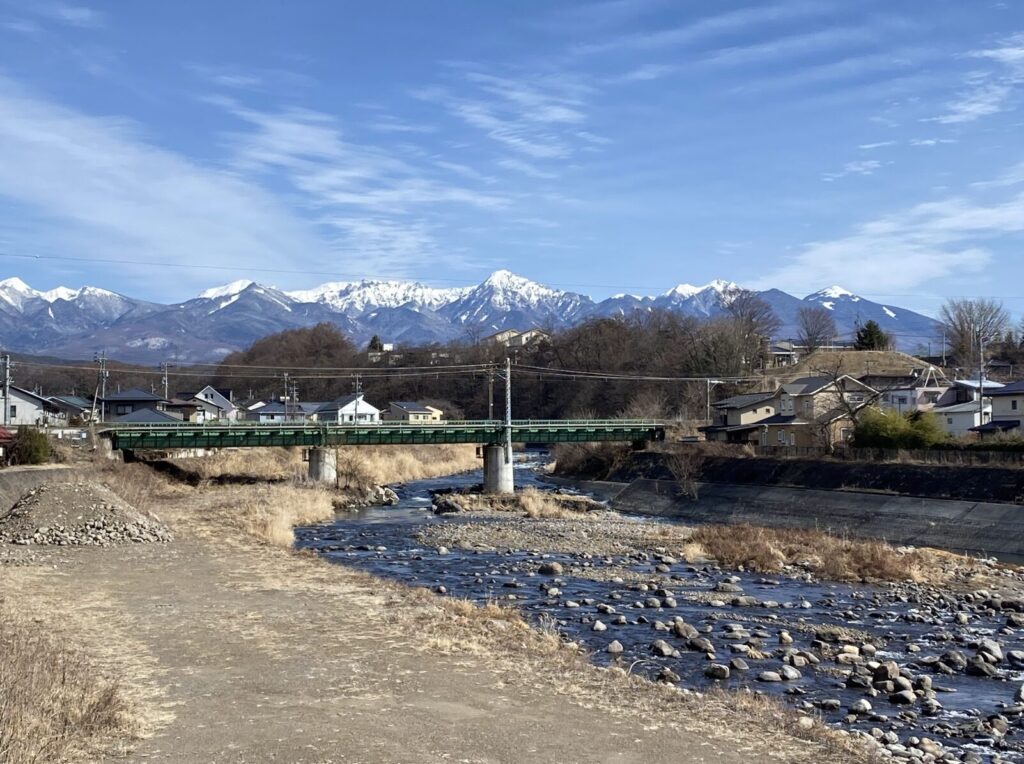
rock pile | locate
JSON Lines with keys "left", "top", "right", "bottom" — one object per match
{"left": 0, "top": 481, "right": 172, "bottom": 546}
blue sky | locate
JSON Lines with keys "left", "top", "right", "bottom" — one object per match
{"left": 1, "top": 0, "right": 1024, "bottom": 314}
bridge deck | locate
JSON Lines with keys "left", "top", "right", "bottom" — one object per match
{"left": 100, "top": 419, "right": 666, "bottom": 450}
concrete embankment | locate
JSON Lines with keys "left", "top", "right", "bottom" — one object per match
{"left": 612, "top": 478, "right": 1024, "bottom": 559}
{"left": 0, "top": 466, "right": 78, "bottom": 509}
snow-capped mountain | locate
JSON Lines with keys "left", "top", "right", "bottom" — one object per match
{"left": 285, "top": 279, "right": 471, "bottom": 316}
{"left": 0, "top": 272, "right": 941, "bottom": 363}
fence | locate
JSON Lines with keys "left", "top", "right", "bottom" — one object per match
{"left": 754, "top": 445, "right": 1024, "bottom": 467}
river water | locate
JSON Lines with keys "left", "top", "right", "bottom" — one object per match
{"left": 296, "top": 461, "right": 1024, "bottom": 762}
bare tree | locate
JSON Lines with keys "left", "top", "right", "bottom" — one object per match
{"left": 726, "top": 290, "right": 781, "bottom": 371}
{"left": 796, "top": 306, "right": 836, "bottom": 353}
{"left": 939, "top": 298, "right": 1009, "bottom": 365}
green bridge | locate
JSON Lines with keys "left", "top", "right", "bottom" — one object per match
{"left": 100, "top": 419, "right": 666, "bottom": 451}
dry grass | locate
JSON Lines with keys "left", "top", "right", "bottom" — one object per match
{"left": 688, "top": 523, "right": 956, "bottom": 584}
{"left": 228, "top": 485, "right": 335, "bottom": 547}
{"left": 171, "top": 445, "right": 480, "bottom": 488}
{"left": 0, "top": 604, "right": 138, "bottom": 763}
{"left": 445, "top": 487, "right": 602, "bottom": 519}
{"left": 335, "top": 444, "right": 479, "bottom": 489}
{"left": 95, "top": 460, "right": 188, "bottom": 515}
{"left": 172, "top": 448, "right": 305, "bottom": 481}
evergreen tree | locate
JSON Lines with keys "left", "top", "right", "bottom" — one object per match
{"left": 854, "top": 320, "right": 891, "bottom": 351}
{"left": 367, "top": 335, "right": 384, "bottom": 352}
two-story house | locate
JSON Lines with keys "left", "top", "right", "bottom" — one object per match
{"left": 757, "top": 375, "right": 878, "bottom": 448}
{"left": 973, "top": 380, "right": 1024, "bottom": 438}
{"left": 102, "top": 389, "right": 168, "bottom": 422}
{"left": 383, "top": 401, "right": 443, "bottom": 422}
{"left": 699, "top": 393, "right": 776, "bottom": 443}
{"left": 866, "top": 366, "right": 952, "bottom": 415}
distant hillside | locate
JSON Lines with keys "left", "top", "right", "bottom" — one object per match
{"left": 0, "top": 271, "right": 941, "bottom": 363}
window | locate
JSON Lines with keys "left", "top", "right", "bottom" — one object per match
{"left": 947, "top": 417, "right": 953, "bottom": 425}
{"left": 1013, "top": 400, "right": 1019, "bottom": 411}
{"left": 116, "top": 404, "right": 131, "bottom": 415}
{"left": 849, "top": 394, "right": 864, "bottom": 403}
{"left": 8, "top": 405, "right": 15, "bottom": 418}
{"left": 777, "top": 430, "right": 785, "bottom": 444}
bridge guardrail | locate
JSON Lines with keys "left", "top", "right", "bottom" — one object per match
{"left": 97, "top": 418, "right": 666, "bottom": 431}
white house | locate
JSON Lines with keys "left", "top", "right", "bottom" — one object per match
{"left": 2, "top": 386, "right": 65, "bottom": 427}
{"left": 179, "top": 386, "right": 238, "bottom": 421}
{"left": 315, "top": 394, "right": 380, "bottom": 424}
{"left": 871, "top": 367, "right": 952, "bottom": 415}
{"left": 383, "top": 401, "right": 443, "bottom": 422}
{"left": 933, "top": 400, "right": 991, "bottom": 437}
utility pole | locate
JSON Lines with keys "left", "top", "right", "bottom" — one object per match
{"left": 978, "top": 329, "right": 987, "bottom": 426}
{"left": 94, "top": 352, "right": 108, "bottom": 422}
{"left": 503, "top": 356, "right": 512, "bottom": 466}
{"left": 352, "top": 373, "right": 362, "bottom": 424}
{"left": 282, "top": 372, "right": 290, "bottom": 420}
{"left": 1, "top": 354, "right": 10, "bottom": 427}
{"left": 160, "top": 362, "right": 170, "bottom": 400}
{"left": 487, "top": 366, "right": 495, "bottom": 421}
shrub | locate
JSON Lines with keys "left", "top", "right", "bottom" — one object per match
{"left": 851, "top": 409, "right": 946, "bottom": 449}
{"left": 9, "top": 426, "right": 50, "bottom": 465}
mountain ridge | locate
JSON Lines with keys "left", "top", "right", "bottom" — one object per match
{"left": 0, "top": 271, "right": 940, "bottom": 363}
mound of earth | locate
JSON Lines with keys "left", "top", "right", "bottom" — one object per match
{"left": 0, "top": 481, "right": 172, "bottom": 546}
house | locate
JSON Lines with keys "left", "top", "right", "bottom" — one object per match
{"left": 164, "top": 398, "right": 206, "bottom": 422}
{"left": 699, "top": 393, "right": 776, "bottom": 443}
{"left": 383, "top": 401, "right": 443, "bottom": 423}
{"left": 950, "top": 379, "right": 1004, "bottom": 404}
{"left": 49, "top": 394, "right": 94, "bottom": 422}
{"left": 868, "top": 366, "right": 952, "bottom": 414}
{"left": 176, "top": 386, "right": 238, "bottom": 421}
{"left": 934, "top": 400, "right": 992, "bottom": 437}
{"left": 252, "top": 401, "right": 323, "bottom": 423}
{"left": 114, "top": 408, "right": 182, "bottom": 424}
{"left": 758, "top": 375, "right": 878, "bottom": 448}
{"left": 508, "top": 328, "right": 551, "bottom": 348}
{"left": 2, "top": 386, "right": 65, "bottom": 427}
{"left": 484, "top": 328, "right": 521, "bottom": 346}
{"left": 768, "top": 341, "right": 801, "bottom": 368}
{"left": 315, "top": 394, "right": 380, "bottom": 424}
{"left": 101, "top": 389, "right": 167, "bottom": 421}
{"left": 972, "top": 380, "right": 1024, "bottom": 438}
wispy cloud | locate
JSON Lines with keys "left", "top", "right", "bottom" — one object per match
{"left": 497, "top": 157, "right": 558, "bottom": 179}
{"left": 909, "top": 137, "right": 957, "bottom": 146}
{"left": 822, "top": 159, "right": 883, "bottom": 181}
{"left": 754, "top": 187, "right": 1024, "bottom": 293}
{"left": 931, "top": 33, "right": 1024, "bottom": 123}
{"left": 859, "top": 140, "right": 897, "bottom": 149}
{"left": 571, "top": 1, "right": 836, "bottom": 56}
{"left": 415, "top": 68, "right": 596, "bottom": 167}
{"left": 0, "top": 76, "right": 325, "bottom": 292}
{"left": 18, "top": 2, "right": 104, "bottom": 29}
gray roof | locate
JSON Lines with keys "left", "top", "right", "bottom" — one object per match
{"left": 990, "top": 381, "right": 1024, "bottom": 396}
{"left": 103, "top": 388, "right": 167, "bottom": 403}
{"left": 114, "top": 408, "right": 180, "bottom": 423}
{"left": 712, "top": 393, "right": 774, "bottom": 410}
{"left": 51, "top": 394, "right": 92, "bottom": 410}
{"left": 781, "top": 376, "right": 833, "bottom": 396}
{"left": 390, "top": 401, "right": 432, "bottom": 414}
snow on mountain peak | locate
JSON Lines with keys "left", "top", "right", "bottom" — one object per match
{"left": 286, "top": 279, "right": 470, "bottom": 315}
{"left": 665, "top": 283, "right": 701, "bottom": 298}
{"left": 199, "top": 280, "right": 255, "bottom": 300}
{"left": 0, "top": 277, "right": 33, "bottom": 293}
{"left": 809, "top": 285, "right": 856, "bottom": 300}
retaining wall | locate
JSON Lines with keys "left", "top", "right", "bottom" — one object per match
{"left": 612, "top": 478, "right": 1024, "bottom": 559}
{"left": 0, "top": 466, "right": 80, "bottom": 510}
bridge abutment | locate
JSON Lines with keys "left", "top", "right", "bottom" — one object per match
{"left": 482, "top": 444, "right": 514, "bottom": 494}
{"left": 307, "top": 447, "right": 337, "bottom": 485}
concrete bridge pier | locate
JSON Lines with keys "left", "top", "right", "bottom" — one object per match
{"left": 308, "top": 447, "right": 337, "bottom": 485}
{"left": 482, "top": 444, "right": 514, "bottom": 494}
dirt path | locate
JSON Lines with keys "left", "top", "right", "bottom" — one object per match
{"left": 2, "top": 487, "right": 844, "bottom": 763}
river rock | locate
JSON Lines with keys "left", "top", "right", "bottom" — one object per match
{"left": 979, "top": 638, "right": 1004, "bottom": 662}
{"left": 606, "top": 640, "right": 624, "bottom": 655}
{"left": 705, "top": 663, "right": 730, "bottom": 680}
{"left": 758, "top": 671, "right": 783, "bottom": 682}
{"left": 889, "top": 690, "right": 916, "bottom": 705}
{"left": 592, "top": 620, "right": 607, "bottom": 632}
{"left": 651, "top": 639, "right": 675, "bottom": 657}
{"left": 538, "top": 561, "right": 563, "bottom": 576}
{"left": 779, "top": 665, "right": 802, "bottom": 681}
{"left": 850, "top": 699, "right": 872, "bottom": 715}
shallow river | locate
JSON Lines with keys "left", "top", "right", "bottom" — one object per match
{"left": 296, "top": 461, "right": 1024, "bottom": 762}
